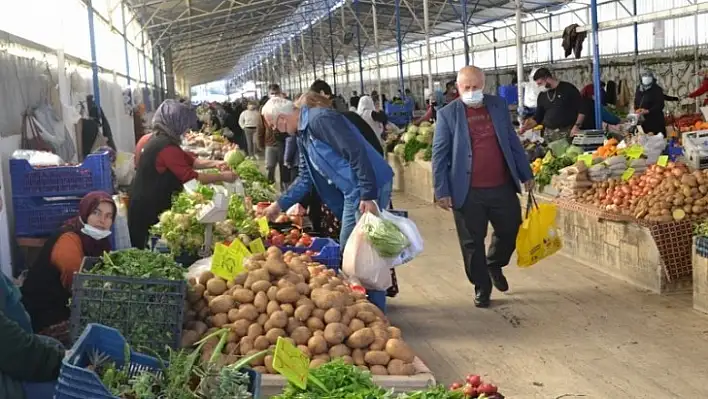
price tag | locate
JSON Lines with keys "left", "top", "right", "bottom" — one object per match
{"left": 249, "top": 238, "right": 266, "bottom": 254}
{"left": 211, "top": 244, "right": 245, "bottom": 281}
{"left": 229, "top": 238, "right": 252, "bottom": 257}
{"left": 256, "top": 217, "right": 270, "bottom": 237}
{"left": 657, "top": 155, "right": 669, "bottom": 167}
{"left": 625, "top": 145, "right": 644, "bottom": 160}
{"left": 577, "top": 153, "right": 593, "bottom": 167}
{"left": 622, "top": 168, "right": 635, "bottom": 181}
{"left": 273, "top": 336, "right": 310, "bottom": 389}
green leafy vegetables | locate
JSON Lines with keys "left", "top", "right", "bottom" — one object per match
{"left": 362, "top": 218, "right": 410, "bottom": 258}
{"left": 90, "top": 329, "right": 266, "bottom": 399}
{"left": 77, "top": 249, "right": 185, "bottom": 354}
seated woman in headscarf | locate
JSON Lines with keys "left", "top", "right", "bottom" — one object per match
{"left": 1, "top": 273, "right": 64, "bottom": 399}
{"left": 129, "top": 100, "right": 238, "bottom": 249}
{"left": 21, "top": 191, "right": 116, "bottom": 346}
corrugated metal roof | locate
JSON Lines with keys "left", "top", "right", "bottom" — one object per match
{"left": 125, "top": 0, "right": 568, "bottom": 85}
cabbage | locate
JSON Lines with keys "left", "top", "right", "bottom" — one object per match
{"left": 225, "top": 149, "right": 246, "bottom": 170}
{"left": 402, "top": 132, "right": 417, "bottom": 143}
{"left": 406, "top": 125, "right": 419, "bottom": 134}
{"left": 419, "top": 121, "right": 432, "bottom": 128}
{"left": 393, "top": 143, "right": 406, "bottom": 157}
{"left": 416, "top": 133, "right": 432, "bottom": 145}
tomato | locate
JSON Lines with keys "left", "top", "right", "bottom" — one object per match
{"left": 271, "top": 235, "right": 285, "bottom": 246}
{"left": 466, "top": 375, "right": 482, "bottom": 387}
{"left": 449, "top": 382, "right": 463, "bottom": 390}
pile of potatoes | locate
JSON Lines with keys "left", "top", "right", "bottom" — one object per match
{"left": 182, "top": 246, "right": 418, "bottom": 376}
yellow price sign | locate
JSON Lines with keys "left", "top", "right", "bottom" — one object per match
{"left": 211, "top": 244, "right": 245, "bottom": 281}
{"left": 273, "top": 336, "right": 310, "bottom": 389}
{"left": 625, "top": 145, "right": 644, "bottom": 160}
{"left": 621, "top": 168, "right": 635, "bottom": 181}
{"left": 256, "top": 217, "right": 270, "bottom": 237}
{"left": 577, "top": 153, "right": 593, "bottom": 167}
{"left": 249, "top": 238, "right": 266, "bottom": 254}
{"left": 657, "top": 155, "right": 669, "bottom": 167}
{"left": 229, "top": 238, "right": 252, "bottom": 257}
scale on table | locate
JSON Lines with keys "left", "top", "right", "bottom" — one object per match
{"left": 571, "top": 129, "right": 606, "bottom": 152}
{"left": 182, "top": 178, "right": 232, "bottom": 258}
{"left": 625, "top": 113, "right": 643, "bottom": 134}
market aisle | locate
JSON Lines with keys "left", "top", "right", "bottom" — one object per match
{"left": 387, "top": 194, "right": 708, "bottom": 399}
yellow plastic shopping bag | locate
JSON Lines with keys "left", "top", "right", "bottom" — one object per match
{"left": 516, "top": 192, "right": 562, "bottom": 267}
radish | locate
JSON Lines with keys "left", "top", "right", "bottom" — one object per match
{"left": 478, "top": 383, "right": 498, "bottom": 394}
{"left": 449, "top": 382, "right": 463, "bottom": 390}
{"left": 462, "top": 384, "right": 477, "bottom": 397}
{"left": 466, "top": 374, "right": 482, "bottom": 387}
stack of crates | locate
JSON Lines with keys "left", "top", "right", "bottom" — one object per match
{"left": 11, "top": 152, "right": 114, "bottom": 239}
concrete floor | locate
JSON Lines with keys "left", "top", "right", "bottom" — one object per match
{"left": 387, "top": 194, "right": 708, "bottom": 399}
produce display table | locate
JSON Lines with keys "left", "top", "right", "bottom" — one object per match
{"left": 387, "top": 155, "right": 434, "bottom": 203}
{"left": 536, "top": 192, "right": 693, "bottom": 294}
{"left": 257, "top": 356, "right": 436, "bottom": 398}
{"left": 693, "top": 237, "right": 708, "bottom": 313}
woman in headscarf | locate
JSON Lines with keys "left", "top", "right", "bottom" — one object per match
{"left": 21, "top": 191, "right": 117, "bottom": 346}
{"left": 575, "top": 84, "right": 621, "bottom": 133}
{"left": 634, "top": 70, "right": 667, "bottom": 134}
{"left": 356, "top": 95, "right": 388, "bottom": 146}
{"left": 128, "top": 99, "right": 238, "bottom": 249}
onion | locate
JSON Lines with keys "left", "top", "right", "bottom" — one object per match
{"left": 672, "top": 168, "right": 685, "bottom": 177}
{"left": 621, "top": 186, "right": 631, "bottom": 194}
{"left": 664, "top": 171, "right": 673, "bottom": 178}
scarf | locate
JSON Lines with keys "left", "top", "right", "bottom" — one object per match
{"left": 356, "top": 95, "right": 383, "bottom": 141}
{"left": 62, "top": 191, "right": 116, "bottom": 257}
{"left": 152, "top": 99, "right": 198, "bottom": 141}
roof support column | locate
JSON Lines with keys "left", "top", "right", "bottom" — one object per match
{"left": 165, "top": 47, "right": 175, "bottom": 99}
{"left": 372, "top": 0, "right": 382, "bottom": 104}
{"left": 395, "top": 0, "right": 405, "bottom": 99}
{"left": 354, "top": 0, "right": 364, "bottom": 94}
{"left": 515, "top": 0, "right": 524, "bottom": 121}
{"left": 326, "top": 0, "right": 337, "bottom": 93}
{"left": 590, "top": 0, "right": 602, "bottom": 129}
{"left": 87, "top": 0, "right": 101, "bottom": 108}
{"left": 423, "top": 0, "right": 433, "bottom": 99}
{"left": 461, "top": 0, "right": 469, "bottom": 65}
{"left": 120, "top": 2, "right": 133, "bottom": 107}
{"left": 309, "top": 26, "right": 317, "bottom": 77}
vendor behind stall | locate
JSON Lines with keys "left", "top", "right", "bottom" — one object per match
{"left": 519, "top": 67, "right": 582, "bottom": 143}
{"left": 576, "top": 84, "right": 622, "bottom": 132}
{"left": 21, "top": 192, "right": 116, "bottom": 346}
{"left": 1, "top": 273, "right": 64, "bottom": 399}
{"left": 634, "top": 70, "right": 667, "bottom": 134}
{"left": 128, "top": 100, "right": 238, "bottom": 249}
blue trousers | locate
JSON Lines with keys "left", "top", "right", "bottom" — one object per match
{"left": 339, "top": 181, "right": 393, "bottom": 249}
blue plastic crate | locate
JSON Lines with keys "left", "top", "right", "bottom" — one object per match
{"left": 272, "top": 237, "right": 341, "bottom": 272}
{"left": 14, "top": 197, "right": 80, "bottom": 237}
{"left": 56, "top": 323, "right": 261, "bottom": 399}
{"left": 367, "top": 290, "right": 387, "bottom": 313}
{"left": 10, "top": 152, "right": 113, "bottom": 198}
{"left": 70, "top": 257, "right": 187, "bottom": 355}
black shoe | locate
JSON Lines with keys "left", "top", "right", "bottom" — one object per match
{"left": 474, "top": 287, "right": 491, "bottom": 308}
{"left": 489, "top": 267, "right": 509, "bottom": 292}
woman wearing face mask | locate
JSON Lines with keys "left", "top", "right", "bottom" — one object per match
{"left": 129, "top": 100, "right": 238, "bottom": 249}
{"left": 634, "top": 70, "right": 667, "bottom": 134}
{"left": 21, "top": 191, "right": 117, "bottom": 345}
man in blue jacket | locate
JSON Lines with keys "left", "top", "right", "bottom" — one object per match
{"left": 260, "top": 94, "right": 394, "bottom": 247}
{"left": 432, "top": 66, "right": 534, "bottom": 308}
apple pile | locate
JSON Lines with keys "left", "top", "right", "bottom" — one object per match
{"left": 449, "top": 374, "right": 504, "bottom": 399}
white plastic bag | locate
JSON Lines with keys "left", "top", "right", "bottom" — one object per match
{"left": 379, "top": 209, "right": 423, "bottom": 266}
{"left": 115, "top": 152, "right": 135, "bottom": 186}
{"left": 342, "top": 212, "right": 393, "bottom": 290}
